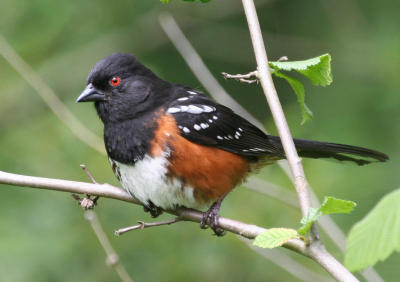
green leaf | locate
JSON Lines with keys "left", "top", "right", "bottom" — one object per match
{"left": 274, "top": 71, "right": 313, "bottom": 124}
{"left": 253, "top": 228, "right": 298, "bottom": 248}
{"left": 345, "top": 188, "right": 400, "bottom": 271}
{"left": 298, "top": 196, "right": 356, "bottom": 235}
{"left": 320, "top": 196, "right": 356, "bottom": 214}
{"left": 270, "top": 54, "right": 332, "bottom": 86}
{"left": 298, "top": 208, "right": 321, "bottom": 235}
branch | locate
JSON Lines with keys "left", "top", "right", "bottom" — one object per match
{"left": 0, "top": 170, "right": 360, "bottom": 280}
{"left": 0, "top": 170, "right": 288, "bottom": 241}
{"left": 241, "top": 1, "right": 357, "bottom": 281}
{"left": 241, "top": 0, "right": 311, "bottom": 223}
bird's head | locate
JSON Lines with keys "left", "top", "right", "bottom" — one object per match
{"left": 76, "top": 53, "right": 168, "bottom": 123}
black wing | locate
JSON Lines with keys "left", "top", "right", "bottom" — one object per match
{"left": 166, "top": 88, "right": 283, "bottom": 158}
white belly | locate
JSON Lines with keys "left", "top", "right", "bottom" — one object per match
{"left": 110, "top": 155, "right": 204, "bottom": 210}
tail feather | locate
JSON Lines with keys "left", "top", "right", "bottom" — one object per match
{"left": 269, "top": 136, "right": 389, "bottom": 166}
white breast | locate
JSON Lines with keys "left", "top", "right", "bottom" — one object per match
{"left": 110, "top": 155, "right": 204, "bottom": 210}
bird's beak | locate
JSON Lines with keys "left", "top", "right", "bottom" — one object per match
{"left": 76, "top": 83, "right": 105, "bottom": 103}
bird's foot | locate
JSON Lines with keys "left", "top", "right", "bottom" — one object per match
{"left": 200, "top": 201, "right": 226, "bottom": 236}
{"left": 143, "top": 201, "right": 163, "bottom": 218}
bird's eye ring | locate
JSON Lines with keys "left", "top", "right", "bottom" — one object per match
{"left": 110, "top": 76, "right": 121, "bottom": 86}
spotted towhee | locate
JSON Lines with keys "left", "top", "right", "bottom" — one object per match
{"left": 76, "top": 53, "right": 388, "bottom": 235}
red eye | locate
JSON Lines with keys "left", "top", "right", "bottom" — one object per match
{"left": 110, "top": 76, "right": 121, "bottom": 86}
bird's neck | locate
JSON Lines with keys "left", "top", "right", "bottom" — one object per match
{"left": 103, "top": 114, "right": 158, "bottom": 164}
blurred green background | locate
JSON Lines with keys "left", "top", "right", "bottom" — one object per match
{"left": 0, "top": 0, "right": 399, "bottom": 281}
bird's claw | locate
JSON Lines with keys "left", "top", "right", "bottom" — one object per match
{"left": 200, "top": 204, "right": 225, "bottom": 236}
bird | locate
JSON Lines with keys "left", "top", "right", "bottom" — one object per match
{"left": 76, "top": 53, "right": 389, "bottom": 235}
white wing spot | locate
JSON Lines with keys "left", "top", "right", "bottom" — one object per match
{"left": 249, "top": 148, "right": 267, "bottom": 152}
{"left": 238, "top": 128, "right": 243, "bottom": 132}
{"left": 187, "top": 105, "right": 203, "bottom": 114}
{"left": 202, "top": 105, "right": 215, "bottom": 112}
{"left": 183, "top": 127, "right": 190, "bottom": 133}
{"left": 167, "top": 107, "right": 181, "bottom": 113}
{"left": 178, "top": 97, "right": 189, "bottom": 101}
{"left": 193, "top": 124, "right": 201, "bottom": 131}
{"left": 213, "top": 115, "right": 218, "bottom": 120}
{"left": 217, "top": 136, "right": 223, "bottom": 140}
{"left": 170, "top": 104, "right": 215, "bottom": 114}
{"left": 200, "top": 123, "right": 208, "bottom": 129}
{"left": 208, "top": 119, "right": 213, "bottom": 123}
{"left": 187, "top": 91, "right": 197, "bottom": 95}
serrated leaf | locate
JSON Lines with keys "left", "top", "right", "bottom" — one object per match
{"left": 345, "top": 188, "right": 400, "bottom": 271}
{"left": 270, "top": 54, "right": 332, "bottom": 86}
{"left": 274, "top": 71, "right": 313, "bottom": 124}
{"left": 298, "top": 208, "right": 321, "bottom": 235}
{"left": 253, "top": 228, "right": 298, "bottom": 248}
{"left": 298, "top": 196, "right": 356, "bottom": 235}
{"left": 320, "top": 196, "right": 356, "bottom": 214}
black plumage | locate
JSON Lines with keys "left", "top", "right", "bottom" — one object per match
{"left": 78, "top": 53, "right": 389, "bottom": 166}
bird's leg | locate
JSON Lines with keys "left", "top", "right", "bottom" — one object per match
{"left": 143, "top": 201, "right": 163, "bottom": 218}
{"left": 200, "top": 195, "right": 227, "bottom": 236}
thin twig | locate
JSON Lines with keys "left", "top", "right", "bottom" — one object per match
{"left": 115, "top": 218, "right": 181, "bottom": 236}
{"left": 80, "top": 164, "right": 100, "bottom": 204}
{"left": 221, "top": 71, "right": 259, "bottom": 83}
{"left": 85, "top": 211, "right": 133, "bottom": 282}
{"left": 80, "top": 164, "right": 98, "bottom": 184}
{"left": 0, "top": 34, "right": 105, "bottom": 155}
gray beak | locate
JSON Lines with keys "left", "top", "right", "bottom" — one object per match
{"left": 76, "top": 83, "right": 105, "bottom": 103}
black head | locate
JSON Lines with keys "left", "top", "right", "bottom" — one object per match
{"left": 76, "top": 53, "right": 169, "bottom": 123}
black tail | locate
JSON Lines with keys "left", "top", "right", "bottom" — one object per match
{"left": 269, "top": 136, "right": 389, "bottom": 166}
